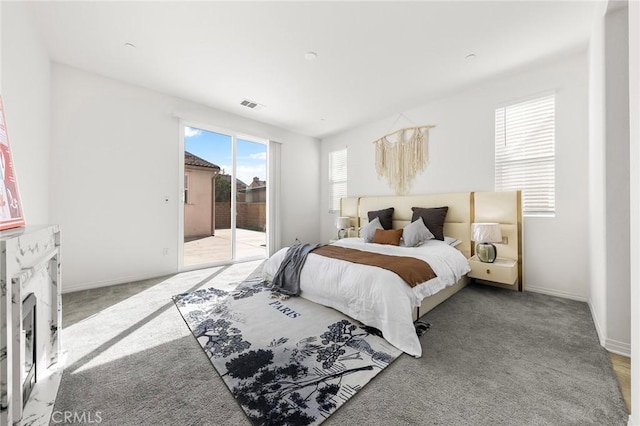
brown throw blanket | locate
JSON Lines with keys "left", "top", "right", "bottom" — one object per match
{"left": 311, "top": 245, "right": 436, "bottom": 288}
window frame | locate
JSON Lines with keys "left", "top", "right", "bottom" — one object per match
{"left": 328, "top": 148, "right": 347, "bottom": 213}
{"left": 495, "top": 92, "right": 556, "bottom": 217}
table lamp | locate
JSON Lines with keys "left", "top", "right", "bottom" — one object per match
{"left": 336, "top": 217, "right": 350, "bottom": 239}
{"left": 471, "top": 222, "right": 502, "bottom": 263}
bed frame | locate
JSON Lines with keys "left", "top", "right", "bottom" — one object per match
{"left": 340, "top": 191, "right": 522, "bottom": 321}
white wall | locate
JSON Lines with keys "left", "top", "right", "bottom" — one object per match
{"left": 628, "top": 0, "right": 639, "bottom": 420}
{"left": 588, "top": 2, "right": 631, "bottom": 357}
{"left": 588, "top": 5, "right": 608, "bottom": 354}
{"left": 603, "top": 5, "right": 630, "bottom": 354}
{"left": 51, "top": 64, "right": 320, "bottom": 292}
{"left": 1, "top": 2, "right": 51, "bottom": 225}
{"left": 321, "top": 53, "right": 590, "bottom": 301}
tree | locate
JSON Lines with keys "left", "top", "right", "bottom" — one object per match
{"left": 193, "top": 318, "right": 251, "bottom": 358}
{"left": 225, "top": 349, "right": 273, "bottom": 379}
{"left": 215, "top": 172, "right": 231, "bottom": 202}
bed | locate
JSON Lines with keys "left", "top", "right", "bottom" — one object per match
{"left": 350, "top": 192, "right": 475, "bottom": 322}
{"left": 263, "top": 191, "right": 522, "bottom": 357}
{"left": 263, "top": 192, "right": 477, "bottom": 357}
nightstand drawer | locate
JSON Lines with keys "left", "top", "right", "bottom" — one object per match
{"left": 468, "top": 255, "right": 517, "bottom": 285}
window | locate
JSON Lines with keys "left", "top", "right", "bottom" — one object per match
{"left": 495, "top": 93, "right": 555, "bottom": 215}
{"left": 328, "top": 148, "right": 347, "bottom": 213}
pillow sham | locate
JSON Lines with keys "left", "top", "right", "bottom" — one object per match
{"left": 402, "top": 217, "right": 435, "bottom": 247}
{"left": 368, "top": 207, "right": 394, "bottom": 230}
{"left": 410, "top": 206, "right": 449, "bottom": 241}
{"left": 361, "top": 216, "right": 384, "bottom": 243}
{"left": 372, "top": 228, "right": 403, "bottom": 246}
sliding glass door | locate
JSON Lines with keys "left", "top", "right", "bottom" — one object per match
{"left": 182, "top": 124, "right": 267, "bottom": 269}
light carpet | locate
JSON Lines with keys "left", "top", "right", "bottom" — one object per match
{"left": 52, "top": 262, "right": 627, "bottom": 425}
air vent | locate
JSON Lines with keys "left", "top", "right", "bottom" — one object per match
{"left": 240, "top": 99, "right": 264, "bottom": 110}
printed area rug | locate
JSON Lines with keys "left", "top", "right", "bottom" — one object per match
{"left": 173, "top": 279, "right": 401, "bottom": 426}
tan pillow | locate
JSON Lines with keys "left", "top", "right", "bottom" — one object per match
{"left": 372, "top": 228, "right": 403, "bottom": 246}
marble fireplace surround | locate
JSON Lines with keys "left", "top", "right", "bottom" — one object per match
{"left": 0, "top": 225, "right": 62, "bottom": 426}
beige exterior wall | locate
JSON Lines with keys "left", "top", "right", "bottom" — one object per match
{"left": 184, "top": 165, "right": 217, "bottom": 238}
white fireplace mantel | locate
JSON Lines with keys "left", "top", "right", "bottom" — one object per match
{"left": 0, "top": 225, "right": 62, "bottom": 426}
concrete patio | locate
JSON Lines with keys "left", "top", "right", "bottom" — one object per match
{"left": 183, "top": 228, "right": 266, "bottom": 267}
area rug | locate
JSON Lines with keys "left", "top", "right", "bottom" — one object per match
{"left": 173, "top": 278, "right": 401, "bottom": 426}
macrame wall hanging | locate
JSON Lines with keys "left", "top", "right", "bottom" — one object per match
{"left": 373, "top": 122, "right": 435, "bottom": 195}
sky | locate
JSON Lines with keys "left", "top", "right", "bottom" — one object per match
{"left": 184, "top": 126, "right": 266, "bottom": 185}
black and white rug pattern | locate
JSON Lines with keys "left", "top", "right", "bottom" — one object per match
{"left": 173, "top": 279, "right": 401, "bottom": 426}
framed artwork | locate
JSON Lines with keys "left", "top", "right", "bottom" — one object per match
{"left": 0, "top": 96, "right": 25, "bottom": 230}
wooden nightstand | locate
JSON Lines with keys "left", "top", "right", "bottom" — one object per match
{"left": 468, "top": 255, "right": 518, "bottom": 287}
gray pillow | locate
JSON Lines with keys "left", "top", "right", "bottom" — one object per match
{"left": 402, "top": 217, "right": 435, "bottom": 247}
{"left": 361, "top": 217, "right": 384, "bottom": 243}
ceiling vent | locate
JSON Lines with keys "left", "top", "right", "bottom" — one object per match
{"left": 240, "top": 99, "right": 265, "bottom": 110}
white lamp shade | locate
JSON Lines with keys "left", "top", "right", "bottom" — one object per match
{"left": 336, "top": 217, "right": 351, "bottom": 230}
{"left": 471, "top": 222, "right": 502, "bottom": 243}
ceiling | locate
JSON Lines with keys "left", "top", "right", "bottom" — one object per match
{"left": 27, "top": 1, "right": 597, "bottom": 139}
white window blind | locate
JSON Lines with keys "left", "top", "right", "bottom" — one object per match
{"left": 495, "top": 93, "right": 555, "bottom": 215}
{"left": 329, "top": 148, "right": 347, "bottom": 213}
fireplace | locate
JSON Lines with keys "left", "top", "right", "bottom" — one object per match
{"left": 0, "top": 225, "right": 62, "bottom": 426}
{"left": 21, "top": 293, "right": 36, "bottom": 407}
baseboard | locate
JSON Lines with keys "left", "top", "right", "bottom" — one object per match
{"left": 586, "top": 299, "right": 632, "bottom": 357}
{"left": 605, "top": 338, "right": 631, "bottom": 357}
{"left": 526, "top": 287, "right": 627, "bottom": 354}
{"left": 516, "top": 287, "right": 630, "bottom": 354}
{"left": 588, "top": 300, "right": 607, "bottom": 347}
{"left": 62, "top": 271, "right": 176, "bottom": 294}
{"left": 525, "top": 285, "right": 588, "bottom": 302}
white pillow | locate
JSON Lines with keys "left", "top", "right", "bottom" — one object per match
{"left": 402, "top": 217, "right": 434, "bottom": 247}
{"left": 444, "top": 236, "right": 462, "bottom": 247}
{"left": 360, "top": 217, "right": 384, "bottom": 243}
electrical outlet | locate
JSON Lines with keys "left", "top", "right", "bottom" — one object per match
{"left": 501, "top": 236, "right": 509, "bottom": 245}
{"left": 162, "top": 248, "right": 169, "bottom": 256}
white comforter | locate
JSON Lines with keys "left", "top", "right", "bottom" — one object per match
{"left": 262, "top": 238, "right": 470, "bottom": 357}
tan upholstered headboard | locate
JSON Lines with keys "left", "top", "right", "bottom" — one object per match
{"left": 339, "top": 198, "right": 359, "bottom": 231}
{"left": 340, "top": 191, "right": 523, "bottom": 279}
{"left": 473, "top": 191, "right": 523, "bottom": 289}
{"left": 341, "top": 192, "right": 473, "bottom": 259}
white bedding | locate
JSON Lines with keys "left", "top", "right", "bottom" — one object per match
{"left": 262, "top": 237, "right": 470, "bottom": 357}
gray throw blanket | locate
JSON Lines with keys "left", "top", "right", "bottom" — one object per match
{"left": 271, "top": 243, "right": 321, "bottom": 296}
